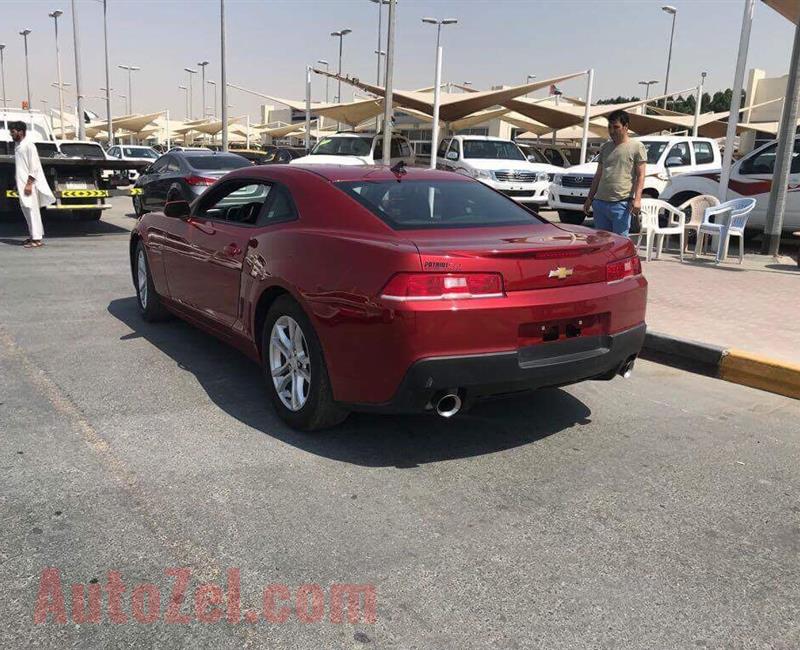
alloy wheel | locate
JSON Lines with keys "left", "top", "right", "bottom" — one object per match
{"left": 269, "top": 315, "right": 311, "bottom": 412}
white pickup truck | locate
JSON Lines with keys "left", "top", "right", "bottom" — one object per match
{"left": 548, "top": 136, "right": 722, "bottom": 224}
{"left": 436, "top": 135, "right": 562, "bottom": 207}
{"left": 660, "top": 136, "right": 800, "bottom": 232}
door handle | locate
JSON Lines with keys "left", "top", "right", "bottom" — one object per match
{"left": 223, "top": 243, "right": 242, "bottom": 256}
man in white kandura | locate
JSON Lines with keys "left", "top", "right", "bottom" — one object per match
{"left": 10, "top": 120, "right": 55, "bottom": 248}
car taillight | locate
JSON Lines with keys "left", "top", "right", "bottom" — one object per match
{"left": 185, "top": 175, "right": 216, "bottom": 186}
{"left": 381, "top": 273, "right": 505, "bottom": 301}
{"left": 606, "top": 256, "right": 642, "bottom": 282}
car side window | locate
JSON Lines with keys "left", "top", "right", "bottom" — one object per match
{"left": 196, "top": 180, "right": 271, "bottom": 225}
{"left": 446, "top": 139, "right": 459, "bottom": 159}
{"left": 740, "top": 144, "right": 777, "bottom": 175}
{"left": 258, "top": 184, "right": 298, "bottom": 225}
{"left": 693, "top": 142, "right": 714, "bottom": 165}
{"left": 791, "top": 140, "right": 800, "bottom": 174}
{"left": 666, "top": 142, "right": 691, "bottom": 166}
{"left": 399, "top": 141, "right": 412, "bottom": 158}
{"left": 164, "top": 157, "right": 181, "bottom": 173}
{"left": 437, "top": 138, "right": 449, "bottom": 158}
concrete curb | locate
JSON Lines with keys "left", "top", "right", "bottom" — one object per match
{"left": 641, "top": 331, "right": 800, "bottom": 400}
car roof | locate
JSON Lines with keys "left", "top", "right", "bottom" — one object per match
{"left": 178, "top": 150, "right": 244, "bottom": 157}
{"left": 451, "top": 135, "right": 513, "bottom": 142}
{"left": 225, "top": 164, "right": 459, "bottom": 184}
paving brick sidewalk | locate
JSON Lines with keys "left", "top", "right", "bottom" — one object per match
{"left": 641, "top": 252, "right": 800, "bottom": 365}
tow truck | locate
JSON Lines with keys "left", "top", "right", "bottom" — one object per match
{"left": 1, "top": 109, "right": 149, "bottom": 220}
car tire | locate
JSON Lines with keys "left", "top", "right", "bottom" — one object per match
{"left": 558, "top": 210, "right": 586, "bottom": 225}
{"left": 133, "top": 195, "right": 146, "bottom": 218}
{"left": 261, "top": 295, "right": 349, "bottom": 432}
{"left": 134, "top": 241, "right": 170, "bottom": 322}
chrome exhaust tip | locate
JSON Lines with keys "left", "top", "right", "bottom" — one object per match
{"left": 435, "top": 393, "right": 462, "bottom": 418}
{"left": 620, "top": 358, "right": 636, "bottom": 379}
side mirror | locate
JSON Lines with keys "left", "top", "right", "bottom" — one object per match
{"left": 446, "top": 150, "right": 458, "bottom": 161}
{"left": 665, "top": 157, "right": 683, "bottom": 168}
{"left": 164, "top": 200, "right": 191, "bottom": 219}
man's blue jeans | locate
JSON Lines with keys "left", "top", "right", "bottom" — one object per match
{"left": 592, "top": 199, "right": 632, "bottom": 236}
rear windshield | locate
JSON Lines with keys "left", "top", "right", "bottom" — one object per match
{"left": 35, "top": 143, "right": 59, "bottom": 158}
{"left": 123, "top": 147, "right": 158, "bottom": 159}
{"left": 311, "top": 136, "right": 372, "bottom": 157}
{"left": 187, "top": 154, "right": 251, "bottom": 171}
{"left": 463, "top": 140, "right": 525, "bottom": 161}
{"left": 59, "top": 143, "right": 106, "bottom": 159}
{"left": 335, "top": 179, "right": 541, "bottom": 230}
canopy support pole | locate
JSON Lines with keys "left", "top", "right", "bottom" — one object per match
{"left": 579, "top": 68, "right": 594, "bottom": 164}
{"left": 762, "top": 18, "right": 800, "bottom": 255}
{"left": 719, "top": 0, "right": 755, "bottom": 200}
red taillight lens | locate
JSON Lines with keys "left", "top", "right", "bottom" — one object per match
{"left": 381, "top": 273, "right": 505, "bottom": 301}
{"left": 185, "top": 175, "right": 216, "bottom": 186}
{"left": 606, "top": 256, "right": 642, "bottom": 282}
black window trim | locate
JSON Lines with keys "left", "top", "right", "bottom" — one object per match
{"left": 192, "top": 177, "right": 300, "bottom": 228}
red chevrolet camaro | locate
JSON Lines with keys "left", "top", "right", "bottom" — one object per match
{"left": 130, "top": 164, "right": 647, "bottom": 430}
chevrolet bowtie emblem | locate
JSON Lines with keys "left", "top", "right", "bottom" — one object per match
{"left": 548, "top": 267, "right": 574, "bottom": 279}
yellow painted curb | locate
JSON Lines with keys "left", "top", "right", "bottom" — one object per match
{"left": 720, "top": 349, "right": 800, "bottom": 400}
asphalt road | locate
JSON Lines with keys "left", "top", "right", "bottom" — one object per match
{"left": 1, "top": 203, "right": 799, "bottom": 649}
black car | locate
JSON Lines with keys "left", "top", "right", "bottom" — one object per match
{"left": 132, "top": 150, "right": 250, "bottom": 217}
{"left": 234, "top": 146, "right": 306, "bottom": 165}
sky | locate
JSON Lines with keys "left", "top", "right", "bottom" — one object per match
{"left": 0, "top": 0, "right": 796, "bottom": 124}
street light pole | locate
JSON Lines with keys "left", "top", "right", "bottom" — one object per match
{"left": 526, "top": 74, "right": 536, "bottom": 98}
{"left": 184, "top": 68, "right": 197, "bottom": 120}
{"left": 422, "top": 17, "right": 457, "bottom": 169}
{"left": 101, "top": 0, "right": 113, "bottom": 146}
{"left": 638, "top": 79, "right": 658, "bottom": 101}
{"left": 207, "top": 79, "right": 217, "bottom": 118}
{"left": 317, "top": 60, "right": 329, "bottom": 103}
{"left": 692, "top": 71, "right": 706, "bottom": 136}
{"left": 118, "top": 65, "right": 139, "bottom": 114}
{"left": 0, "top": 44, "right": 6, "bottom": 108}
{"left": 19, "top": 29, "right": 32, "bottom": 109}
{"left": 70, "top": 0, "right": 85, "bottom": 139}
{"left": 661, "top": 5, "right": 677, "bottom": 109}
{"left": 49, "top": 10, "right": 66, "bottom": 138}
{"left": 381, "top": 0, "right": 395, "bottom": 165}
{"left": 220, "top": 0, "right": 228, "bottom": 151}
{"left": 330, "top": 28, "right": 352, "bottom": 128}
{"left": 197, "top": 61, "right": 208, "bottom": 119}
{"left": 178, "top": 85, "right": 188, "bottom": 120}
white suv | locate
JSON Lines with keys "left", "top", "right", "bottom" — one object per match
{"left": 660, "top": 136, "right": 800, "bottom": 231}
{"left": 104, "top": 144, "right": 159, "bottom": 184}
{"left": 436, "top": 136, "right": 561, "bottom": 207}
{"left": 548, "top": 136, "right": 722, "bottom": 224}
{"left": 291, "top": 133, "right": 415, "bottom": 166}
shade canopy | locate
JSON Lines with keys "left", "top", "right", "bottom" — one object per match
{"left": 312, "top": 70, "right": 587, "bottom": 123}
{"left": 762, "top": 0, "right": 800, "bottom": 24}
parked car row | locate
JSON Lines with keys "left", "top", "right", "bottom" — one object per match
{"left": 546, "top": 134, "right": 800, "bottom": 231}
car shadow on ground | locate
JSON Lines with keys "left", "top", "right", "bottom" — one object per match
{"left": 0, "top": 212, "right": 129, "bottom": 242}
{"left": 108, "top": 297, "right": 593, "bottom": 468}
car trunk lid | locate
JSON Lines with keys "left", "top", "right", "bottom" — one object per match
{"left": 408, "top": 224, "right": 619, "bottom": 291}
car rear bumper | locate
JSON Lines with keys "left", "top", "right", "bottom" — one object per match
{"left": 345, "top": 322, "right": 646, "bottom": 413}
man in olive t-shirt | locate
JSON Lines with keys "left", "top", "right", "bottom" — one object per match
{"left": 583, "top": 109, "right": 646, "bottom": 236}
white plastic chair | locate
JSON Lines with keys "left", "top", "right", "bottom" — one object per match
{"left": 635, "top": 198, "right": 686, "bottom": 262}
{"left": 694, "top": 197, "right": 757, "bottom": 264}
{"left": 676, "top": 194, "right": 720, "bottom": 250}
